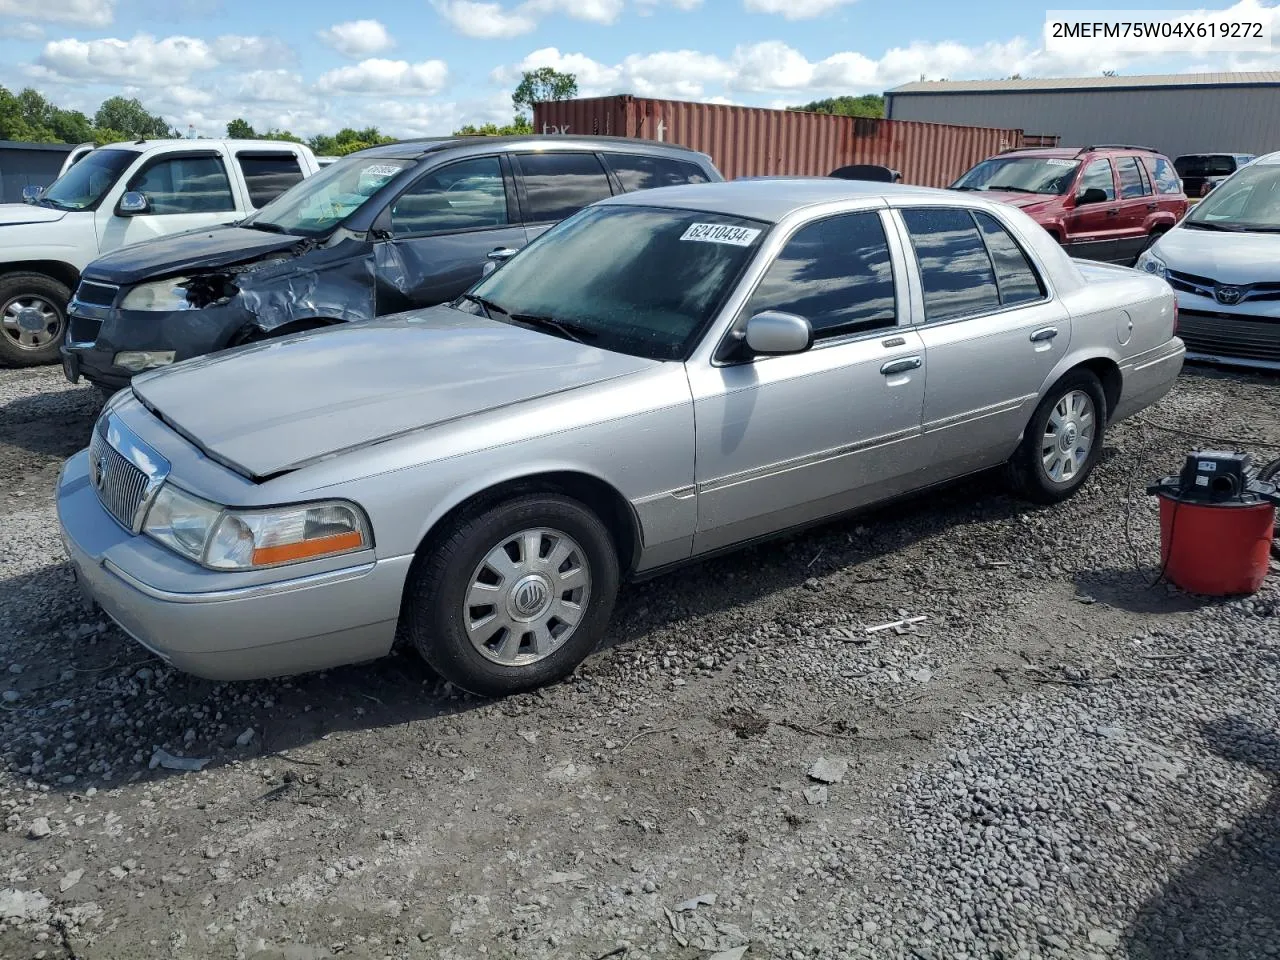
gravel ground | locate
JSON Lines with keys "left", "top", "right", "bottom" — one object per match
{"left": 1, "top": 362, "right": 1279, "bottom": 960}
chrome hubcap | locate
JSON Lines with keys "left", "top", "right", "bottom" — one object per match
{"left": 464, "top": 527, "right": 590, "bottom": 666}
{"left": 1, "top": 295, "right": 63, "bottom": 351}
{"left": 1041, "top": 389, "right": 1096, "bottom": 484}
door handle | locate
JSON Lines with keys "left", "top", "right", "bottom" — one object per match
{"left": 1146, "top": 202, "right": 1158, "bottom": 210}
{"left": 1030, "top": 327, "right": 1059, "bottom": 343}
{"left": 1105, "top": 208, "right": 1119, "bottom": 216}
{"left": 880, "top": 356, "right": 922, "bottom": 376}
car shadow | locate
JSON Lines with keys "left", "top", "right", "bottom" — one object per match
{"left": 1125, "top": 716, "right": 1280, "bottom": 959}
{"left": 0, "top": 381, "right": 101, "bottom": 462}
{"left": 1070, "top": 567, "right": 1209, "bottom": 615}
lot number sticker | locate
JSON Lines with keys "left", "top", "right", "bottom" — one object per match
{"left": 681, "top": 223, "right": 761, "bottom": 246}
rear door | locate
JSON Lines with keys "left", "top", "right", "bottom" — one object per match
{"left": 94, "top": 149, "right": 241, "bottom": 253}
{"left": 510, "top": 151, "right": 615, "bottom": 243}
{"left": 898, "top": 205, "right": 1069, "bottom": 474}
{"left": 1113, "top": 155, "right": 1155, "bottom": 260}
{"left": 373, "top": 154, "right": 527, "bottom": 310}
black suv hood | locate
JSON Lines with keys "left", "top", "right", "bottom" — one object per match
{"left": 83, "top": 225, "right": 309, "bottom": 286}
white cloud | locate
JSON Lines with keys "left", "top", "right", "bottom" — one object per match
{"left": 636, "top": 0, "right": 701, "bottom": 11}
{"left": 0, "top": 0, "right": 112, "bottom": 27}
{"left": 743, "top": 0, "right": 856, "bottom": 18}
{"left": 227, "top": 69, "right": 311, "bottom": 104}
{"left": 211, "top": 34, "right": 292, "bottom": 63}
{"left": 0, "top": 21, "right": 43, "bottom": 39}
{"left": 434, "top": 0, "right": 623, "bottom": 38}
{"left": 36, "top": 33, "right": 220, "bottom": 82}
{"left": 318, "top": 19, "right": 394, "bottom": 58}
{"left": 315, "top": 57, "right": 449, "bottom": 95}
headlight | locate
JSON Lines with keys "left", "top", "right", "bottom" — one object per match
{"left": 141, "top": 487, "right": 371, "bottom": 570}
{"left": 120, "top": 277, "right": 193, "bottom": 312}
{"left": 1135, "top": 250, "right": 1167, "bottom": 278}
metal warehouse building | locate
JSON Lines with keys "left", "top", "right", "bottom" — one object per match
{"left": 884, "top": 72, "right": 1280, "bottom": 161}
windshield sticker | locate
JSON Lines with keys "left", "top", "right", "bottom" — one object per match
{"left": 361, "top": 164, "right": 402, "bottom": 178}
{"left": 681, "top": 223, "right": 762, "bottom": 246}
{"left": 1044, "top": 158, "right": 1076, "bottom": 167}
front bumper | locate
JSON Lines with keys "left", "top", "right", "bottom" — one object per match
{"left": 1173, "top": 290, "right": 1280, "bottom": 372}
{"left": 63, "top": 299, "right": 249, "bottom": 390}
{"left": 56, "top": 450, "right": 411, "bottom": 681}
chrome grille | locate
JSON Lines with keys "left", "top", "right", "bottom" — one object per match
{"left": 88, "top": 425, "right": 150, "bottom": 530}
{"left": 1179, "top": 309, "right": 1280, "bottom": 364}
{"left": 75, "top": 280, "right": 119, "bottom": 308}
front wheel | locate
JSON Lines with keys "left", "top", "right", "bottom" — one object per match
{"left": 403, "top": 494, "right": 620, "bottom": 697}
{"left": 1007, "top": 370, "right": 1107, "bottom": 504}
{"left": 0, "top": 272, "right": 70, "bottom": 367}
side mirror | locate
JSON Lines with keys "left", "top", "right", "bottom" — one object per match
{"left": 482, "top": 246, "right": 518, "bottom": 277}
{"left": 1076, "top": 187, "right": 1109, "bottom": 206}
{"left": 744, "top": 311, "right": 813, "bottom": 357}
{"left": 21, "top": 185, "right": 43, "bottom": 204}
{"left": 117, "top": 191, "right": 151, "bottom": 216}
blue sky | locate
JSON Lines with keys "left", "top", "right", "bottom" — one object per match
{"left": 0, "top": 0, "right": 1275, "bottom": 138}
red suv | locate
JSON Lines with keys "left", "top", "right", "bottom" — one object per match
{"left": 950, "top": 145, "right": 1188, "bottom": 265}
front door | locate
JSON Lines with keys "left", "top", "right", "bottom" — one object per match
{"left": 1064, "top": 157, "right": 1123, "bottom": 261}
{"left": 374, "top": 155, "right": 528, "bottom": 311}
{"left": 95, "top": 151, "right": 241, "bottom": 254}
{"left": 687, "top": 210, "right": 927, "bottom": 554}
{"left": 897, "top": 206, "right": 1071, "bottom": 475}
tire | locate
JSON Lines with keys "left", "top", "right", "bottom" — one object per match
{"left": 0, "top": 272, "right": 71, "bottom": 367}
{"left": 1007, "top": 369, "right": 1107, "bottom": 505}
{"left": 403, "top": 494, "right": 620, "bottom": 697}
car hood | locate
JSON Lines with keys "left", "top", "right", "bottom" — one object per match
{"left": 83, "top": 225, "right": 309, "bottom": 286}
{"left": 1154, "top": 225, "right": 1280, "bottom": 282}
{"left": 0, "top": 203, "right": 69, "bottom": 226}
{"left": 130, "top": 305, "right": 658, "bottom": 479}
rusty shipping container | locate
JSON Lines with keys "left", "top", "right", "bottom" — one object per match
{"left": 533, "top": 95, "right": 1028, "bottom": 187}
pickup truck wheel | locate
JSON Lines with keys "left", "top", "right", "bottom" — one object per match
{"left": 404, "top": 494, "right": 619, "bottom": 698}
{"left": 0, "top": 273, "right": 70, "bottom": 367}
{"left": 1007, "top": 370, "right": 1107, "bottom": 505}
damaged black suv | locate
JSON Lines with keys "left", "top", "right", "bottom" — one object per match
{"left": 61, "top": 135, "right": 721, "bottom": 391}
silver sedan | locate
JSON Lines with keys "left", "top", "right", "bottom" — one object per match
{"left": 56, "top": 179, "right": 1184, "bottom": 696}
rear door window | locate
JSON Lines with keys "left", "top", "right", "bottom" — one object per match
{"left": 1117, "top": 157, "right": 1150, "bottom": 198}
{"left": 515, "top": 152, "right": 613, "bottom": 222}
{"left": 901, "top": 207, "right": 1001, "bottom": 322}
{"left": 236, "top": 153, "right": 305, "bottom": 208}
{"left": 973, "top": 211, "right": 1044, "bottom": 306}
{"left": 604, "top": 153, "right": 710, "bottom": 192}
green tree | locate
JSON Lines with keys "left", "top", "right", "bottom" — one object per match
{"left": 512, "top": 68, "right": 578, "bottom": 121}
{"left": 94, "top": 96, "right": 169, "bottom": 140}
{"left": 453, "top": 116, "right": 533, "bottom": 136}
{"left": 260, "top": 129, "right": 303, "bottom": 143}
{"left": 226, "top": 117, "right": 256, "bottom": 138}
{"left": 789, "top": 94, "right": 884, "bottom": 118}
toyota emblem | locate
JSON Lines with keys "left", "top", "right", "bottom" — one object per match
{"left": 1215, "top": 285, "right": 1244, "bottom": 306}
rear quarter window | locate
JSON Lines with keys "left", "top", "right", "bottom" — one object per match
{"left": 1147, "top": 156, "right": 1182, "bottom": 195}
{"left": 604, "top": 153, "right": 710, "bottom": 192}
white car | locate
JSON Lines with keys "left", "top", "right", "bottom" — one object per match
{"left": 1137, "top": 150, "right": 1280, "bottom": 372}
{"left": 0, "top": 139, "right": 320, "bottom": 367}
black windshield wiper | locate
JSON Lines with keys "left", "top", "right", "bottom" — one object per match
{"left": 510, "top": 313, "right": 597, "bottom": 344}
{"left": 1182, "top": 220, "right": 1241, "bottom": 231}
{"left": 456, "top": 293, "right": 508, "bottom": 319}
{"left": 985, "top": 184, "right": 1036, "bottom": 193}
{"left": 952, "top": 185, "right": 977, "bottom": 191}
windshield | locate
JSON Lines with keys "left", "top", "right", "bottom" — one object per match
{"left": 951, "top": 156, "right": 1080, "bottom": 195}
{"left": 39, "top": 148, "right": 135, "bottom": 211}
{"left": 247, "top": 155, "right": 414, "bottom": 236}
{"left": 462, "top": 205, "right": 767, "bottom": 361}
{"left": 1184, "top": 163, "right": 1280, "bottom": 231}
{"left": 1175, "top": 155, "right": 1236, "bottom": 177}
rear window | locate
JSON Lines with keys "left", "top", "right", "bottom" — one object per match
{"left": 516, "top": 152, "right": 613, "bottom": 222}
{"left": 237, "top": 153, "right": 305, "bottom": 208}
{"left": 604, "top": 153, "right": 710, "bottom": 192}
{"left": 1117, "top": 157, "right": 1150, "bottom": 198}
{"left": 1175, "top": 155, "right": 1237, "bottom": 177}
{"left": 1147, "top": 156, "right": 1182, "bottom": 195}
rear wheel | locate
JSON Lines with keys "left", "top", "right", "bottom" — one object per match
{"left": 1007, "top": 369, "right": 1107, "bottom": 504}
{"left": 403, "top": 494, "right": 620, "bottom": 697}
{"left": 0, "top": 272, "right": 70, "bottom": 367}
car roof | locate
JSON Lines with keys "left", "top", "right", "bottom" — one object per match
{"left": 351, "top": 135, "right": 708, "bottom": 161}
{"left": 602, "top": 177, "right": 974, "bottom": 223}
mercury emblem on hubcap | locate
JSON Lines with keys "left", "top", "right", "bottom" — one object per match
{"left": 509, "top": 575, "right": 551, "bottom": 620}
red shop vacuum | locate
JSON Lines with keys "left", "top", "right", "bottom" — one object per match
{"left": 1147, "top": 450, "right": 1280, "bottom": 596}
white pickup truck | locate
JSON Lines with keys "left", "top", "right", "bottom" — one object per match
{"left": 0, "top": 139, "right": 320, "bottom": 365}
